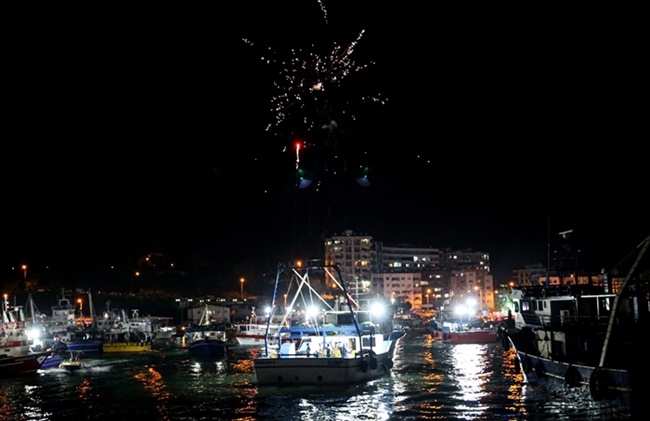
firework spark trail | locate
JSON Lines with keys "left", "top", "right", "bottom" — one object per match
{"left": 317, "top": 0, "right": 328, "bottom": 24}
{"left": 243, "top": 30, "right": 386, "bottom": 138}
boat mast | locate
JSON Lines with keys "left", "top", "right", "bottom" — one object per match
{"left": 546, "top": 215, "right": 551, "bottom": 288}
{"left": 88, "top": 289, "right": 96, "bottom": 329}
{"left": 598, "top": 235, "right": 650, "bottom": 367}
{"left": 331, "top": 264, "right": 365, "bottom": 348}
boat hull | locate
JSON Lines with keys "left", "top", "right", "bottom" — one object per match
{"left": 188, "top": 339, "right": 227, "bottom": 357}
{"left": 0, "top": 350, "right": 53, "bottom": 377}
{"left": 508, "top": 336, "right": 633, "bottom": 410}
{"left": 233, "top": 323, "right": 287, "bottom": 347}
{"left": 59, "top": 362, "right": 84, "bottom": 373}
{"left": 233, "top": 335, "right": 266, "bottom": 347}
{"left": 40, "top": 353, "right": 65, "bottom": 369}
{"left": 253, "top": 351, "right": 396, "bottom": 386}
{"left": 103, "top": 342, "right": 152, "bottom": 353}
{"left": 431, "top": 328, "right": 499, "bottom": 344}
{"left": 65, "top": 340, "right": 103, "bottom": 353}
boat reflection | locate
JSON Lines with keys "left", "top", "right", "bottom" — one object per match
{"left": 450, "top": 344, "right": 489, "bottom": 418}
{"left": 189, "top": 358, "right": 228, "bottom": 377}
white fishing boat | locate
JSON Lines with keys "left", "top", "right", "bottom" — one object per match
{"left": 232, "top": 307, "right": 288, "bottom": 347}
{"left": 253, "top": 261, "right": 406, "bottom": 386}
{"left": 59, "top": 350, "right": 85, "bottom": 373}
{"left": 1, "top": 294, "right": 53, "bottom": 377}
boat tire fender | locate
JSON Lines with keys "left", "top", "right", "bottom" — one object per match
{"left": 370, "top": 357, "right": 378, "bottom": 370}
{"left": 364, "top": 350, "right": 378, "bottom": 370}
{"left": 564, "top": 366, "right": 582, "bottom": 388}
{"left": 521, "top": 356, "right": 532, "bottom": 373}
{"left": 534, "top": 361, "right": 546, "bottom": 378}
{"left": 360, "top": 360, "right": 368, "bottom": 373}
{"left": 589, "top": 368, "right": 612, "bottom": 401}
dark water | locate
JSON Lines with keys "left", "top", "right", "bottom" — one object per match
{"left": 0, "top": 332, "right": 631, "bottom": 420}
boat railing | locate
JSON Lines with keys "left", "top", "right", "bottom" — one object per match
{"left": 522, "top": 312, "right": 613, "bottom": 330}
{"left": 517, "top": 284, "right": 608, "bottom": 298}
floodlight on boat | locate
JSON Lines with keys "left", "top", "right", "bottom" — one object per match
{"left": 306, "top": 305, "right": 320, "bottom": 319}
{"left": 27, "top": 327, "right": 42, "bottom": 340}
{"left": 454, "top": 304, "right": 471, "bottom": 317}
{"left": 370, "top": 302, "right": 385, "bottom": 317}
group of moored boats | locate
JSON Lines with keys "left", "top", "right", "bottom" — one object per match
{"left": 496, "top": 234, "right": 649, "bottom": 418}
{"left": 423, "top": 235, "right": 649, "bottom": 418}
{"left": 4, "top": 235, "right": 647, "bottom": 418}
{"left": 1, "top": 289, "right": 180, "bottom": 377}
{"left": 496, "top": 235, "right": 650, "bottom": 416}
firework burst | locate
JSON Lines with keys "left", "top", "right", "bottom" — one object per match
{"left": 243, "top": 30, "right": 386, "bottom": 143}
{"left": 243, "top": 9, "right": 386, "bottom": 191}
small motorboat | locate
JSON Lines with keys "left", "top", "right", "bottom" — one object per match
{"left": 59, "top": 351, "right": 85, "bottom": 373}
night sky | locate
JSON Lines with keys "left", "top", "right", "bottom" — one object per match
{"left": 4, "top": 2, "right": 647, "bottom": 292}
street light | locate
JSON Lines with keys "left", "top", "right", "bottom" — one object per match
{"left": 426, "top": 289, "right": 431, "bottom": 308}
{"left": 77, "top": 298, "right": 83, "bottom": 312}
{"left": 240, "top": 278, "right": 245, "bottom": 299}
{"left": 22, "top": 264, "right": 27, "bottom": 281}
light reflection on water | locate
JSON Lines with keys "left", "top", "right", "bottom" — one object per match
{"left": 0, "top": 333, "right": 632, "bottom": 420}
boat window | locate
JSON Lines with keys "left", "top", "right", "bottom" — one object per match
{"left": 521, "top": 302, "right": 530, "bottom": 311}
{"left": 600, "top": 297, "right": 611, "bottom": 312}
{"left": 362, "top": 337, "right": 376, "bottom": 347}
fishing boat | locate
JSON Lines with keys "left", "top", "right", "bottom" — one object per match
{"left": 187, "top": 330, "right": 228, "bottom": 357}
{"left": 186, "top": 305, "right": 228, "bottom": 358}
{"left": 429, "top": 312, "right": 499, "bottom": 344}
{"left": 59, "top": 350, "right": 85, "bottom": 373}
{"left": 103, "top": 330, "right": 152, "bottom": 353}
{"left": 1, "top": 294, "right": 53, "bottom": 376}
{"left": 63, "top": 329, "right": 104, "bottom": 353}
{"left": 60, "top": 289, "right": 104, "bottom": 353}
{"left": 46, "top": 289, "right": 78, "bottom": 336}
{"left": 232, "top": 307, "right": 288, "bottom": 347}
{"left": 500, "top": 234, "right": 649, "bottom": 417}
{"left": 253, "top": 261, "right": 406, "bottom": 386}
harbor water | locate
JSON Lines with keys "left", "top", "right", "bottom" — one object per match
{"left": 0, "top": 332, "right": 631, "bottom": 420}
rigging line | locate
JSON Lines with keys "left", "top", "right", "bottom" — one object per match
{"left": 607, "top": 233, "right": 650, "bottom": 273}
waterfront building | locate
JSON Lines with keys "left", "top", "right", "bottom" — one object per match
{"left": 371, "top": 272, "right": 421, "bottom": 311}
{"left": 324, "top": 230, "right": 374, "bottom": 299}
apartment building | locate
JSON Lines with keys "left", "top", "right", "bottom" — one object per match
{"left": 324, "top": 230, "right": 495, "bottom": 312}
{"left": 324, "top": 230, "right": 373, "bottom": 299}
